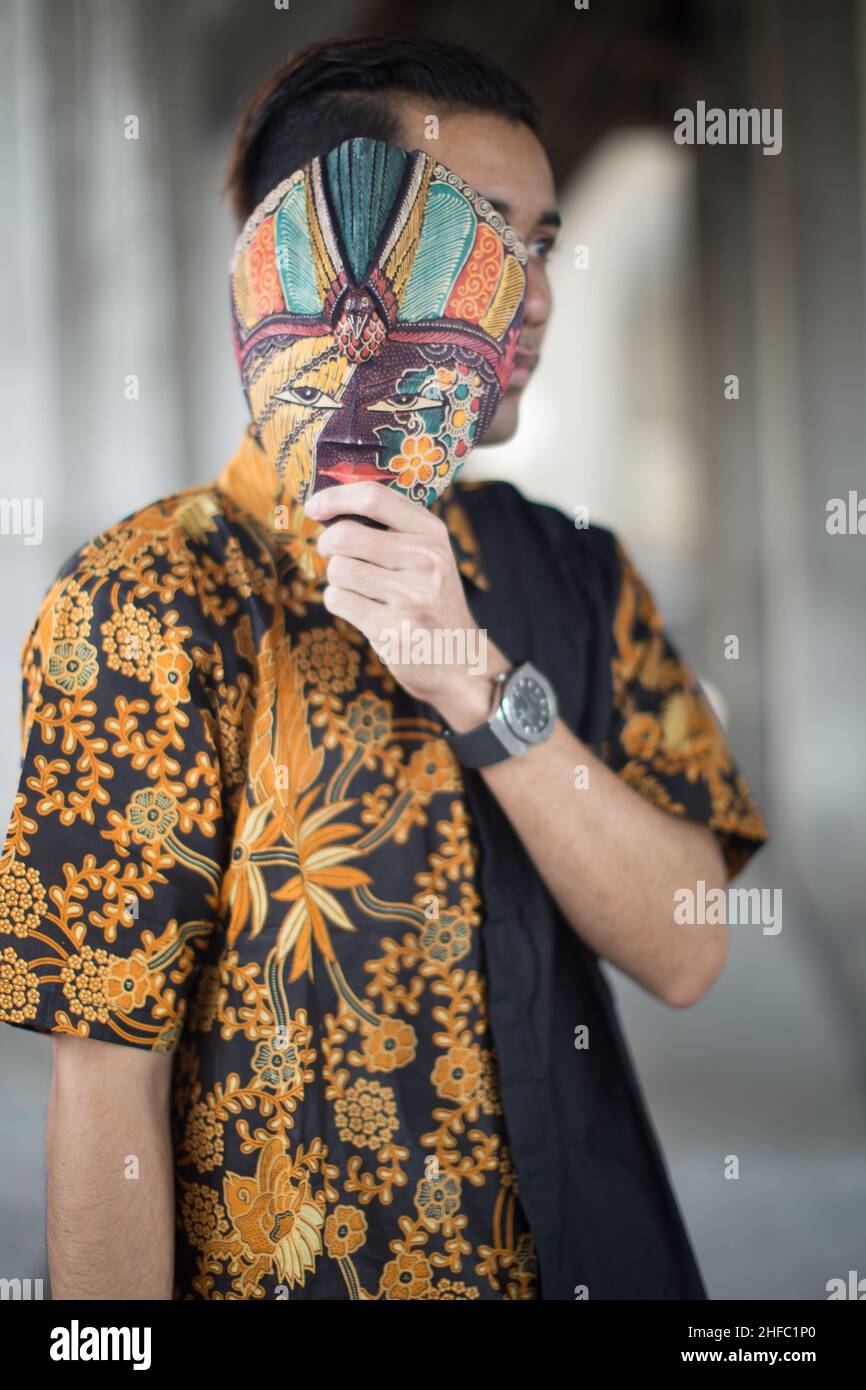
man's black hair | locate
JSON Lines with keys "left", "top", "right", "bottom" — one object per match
{"left": 225, "top": 35, "right": 540, "bottom": 223}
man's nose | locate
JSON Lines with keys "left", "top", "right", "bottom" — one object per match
{"left": 523, "top": 258, "right": 551, "bottom": 330}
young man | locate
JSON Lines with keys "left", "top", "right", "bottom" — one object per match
{"left": 1, "top": 37, "right": 767, "bottom": 1300}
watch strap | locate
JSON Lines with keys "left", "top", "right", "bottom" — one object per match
{"left": 442, "top": 664, "right": 527, "bottom": 769}
{"left": 445, "top": 718, "right": 515, "bottom": 769}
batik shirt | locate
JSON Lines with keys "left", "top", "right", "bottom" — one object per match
{"left": 0, "top": 428, "right": 769, "bottom": 1300}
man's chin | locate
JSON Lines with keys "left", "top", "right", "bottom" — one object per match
{"left": 479, "top": 392, "right": 521, "bottom": 446}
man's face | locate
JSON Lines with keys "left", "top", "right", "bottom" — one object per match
{"left": 393, "top": 101, "right": 559, "bottom": 445}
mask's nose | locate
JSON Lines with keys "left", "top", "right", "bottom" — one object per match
{"left": 305, "top": 335, "right": 392, "bottom": 526}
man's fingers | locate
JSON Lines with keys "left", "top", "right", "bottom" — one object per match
{"left": 305, "top": 480, "right": 436, "bottom": 531}
{"left": 324, "top": 554, "right": 406, "bottom": 603}
{"left": 321, "top": 584, "right": 387, "bottom": 642}
{"left": 317, "top": 518, "right": 400, "bottom": 566}
{"left": 317, "top": 518, "right": 435, "bottom": 570}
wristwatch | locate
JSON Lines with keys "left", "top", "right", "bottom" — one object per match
{"left": 442, "top": 660, "right": 558, "bottom": 768}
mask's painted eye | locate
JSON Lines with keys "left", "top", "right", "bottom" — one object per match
{"left": 275, "top": 385, "right": 342, "bottom": 409}
{"left": 368, "top": 391, "right": 443, "bottom": 412}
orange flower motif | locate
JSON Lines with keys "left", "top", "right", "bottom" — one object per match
{"left": 324, "top": 1204, "right": 367, "bottom": 1259}
{"left": 432, "top": 1044, "right": 482, "bottom": 1104}
{"left": 153, "top": 645, "right": 193, "bottom": 704}
{"left": 387, "top": 435, "right": 446, "bottom": 490}
{"left": 379, "top": 1250, "right": 434, "bottom": 1300}
{"left": 361, "top": 1017, "right": 417, "bottom": 1073}
{"left": 398, "top": 741, "right": 461, "bottom": 800}
{"left": 104, "top": 953, "right": 151, "bottom": 1013}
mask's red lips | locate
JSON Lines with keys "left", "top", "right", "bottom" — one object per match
{"left": 317, "top": 460, "right": 391, "bottom": 485}
{"left": 309, "top": 459, "right": 392, "bottom": 529}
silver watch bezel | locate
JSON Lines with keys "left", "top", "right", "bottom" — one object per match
{"left": 490, "top": 662, "right": 557, "bottom": 752}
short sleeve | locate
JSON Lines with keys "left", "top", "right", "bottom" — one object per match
{"left": 0, "top": 568, "right": 226, "bottom": 1052}
{"left": 600, "top": 540, "right": 769, "bottom": 879}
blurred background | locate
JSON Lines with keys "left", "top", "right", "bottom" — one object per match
{"left": 0, "top": 0, "right": 864, "bottom": 1299}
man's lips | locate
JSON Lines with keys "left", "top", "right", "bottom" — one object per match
{"left": 508, "top": 352, "right": 539, "bottom": 390}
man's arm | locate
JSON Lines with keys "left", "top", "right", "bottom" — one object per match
{"left": 47, "top": 1035, "right": 175, "bottom": 1300}
{"left": 436, "top": 657, "right": 729, "bottom": 1009}
{"left": 309, "top": 481, "right": 729, "bottom": 1010}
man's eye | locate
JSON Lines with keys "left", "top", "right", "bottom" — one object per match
{"left": 529, "top": 236, "right": 557, "bottom": 261}
{"left": 368, "top": 392, "right": 442, "bottom": 412}
{"left": 275, "top": 385, "right": 342, "bottom": 409}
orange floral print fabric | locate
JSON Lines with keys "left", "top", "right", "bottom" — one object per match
{"left": 0, "top": 432, "right": 767, "bottom": 1299}
{"left": 0, "top": 436, "right": 536, "bottom": 1301}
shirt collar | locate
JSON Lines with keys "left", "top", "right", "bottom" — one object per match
{"left": 216, "top": 426, "right": 490, "bottom": 592}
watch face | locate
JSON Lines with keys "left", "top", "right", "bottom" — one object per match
{"left": 504, "top": 674, "right": 553, "bottom": 739}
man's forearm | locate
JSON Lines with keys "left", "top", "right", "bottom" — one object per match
{"left": 47, "top": 1036, "right": 175, "bottom": 1300}
{"left": 308, "top": 486, "right": 729, "bottom": 1007}
{"left": 436, "top": 644, "right": 729, "bottom": 1007}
